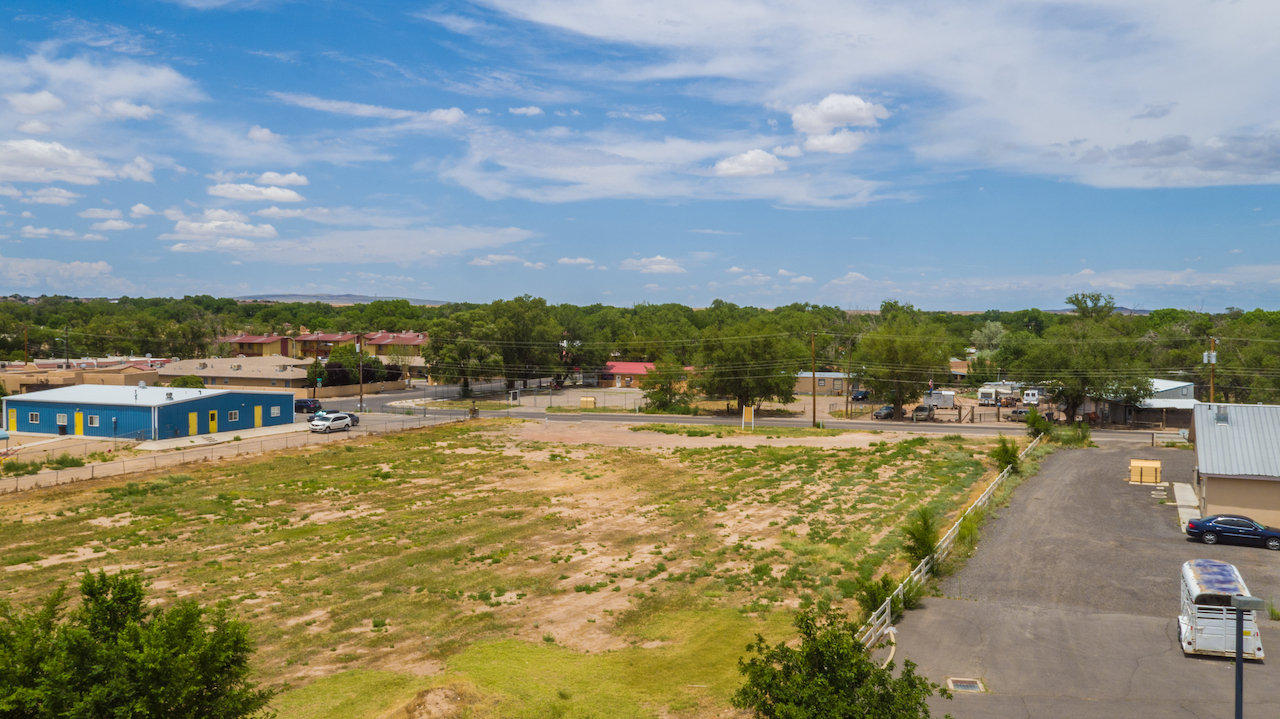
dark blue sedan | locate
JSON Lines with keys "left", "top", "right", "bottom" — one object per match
{"left": 1186, "top": 514, "right": 1280, "bottom": 550}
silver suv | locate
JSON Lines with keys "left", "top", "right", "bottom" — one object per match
{"left": 309, "top": 412, "right": 352, "bottom": 433}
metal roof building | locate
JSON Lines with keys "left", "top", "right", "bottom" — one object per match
{"left": 1192, "top": 402, "right": 1280, "bottom": 526}
{"left": 2, "top": 384, "right": 295, "bottom": 441}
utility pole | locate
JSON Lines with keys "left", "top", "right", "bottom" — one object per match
{"left": 810, "top": 332, "right": 817, "bottom": 428}
{"left": 1205, "top": 337, "right": 1218, "bottom": 403}
{"left": 357, "top": 336, "right": 365, "bottom": 412}
{"left": 64, "top": 326, "right": 70, "bottom": 368}
{"left": 22, "top": 324, "right": 28, "bottom": 363}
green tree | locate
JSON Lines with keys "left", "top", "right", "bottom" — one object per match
{"left": 733, "top": 603, "right": 948, "bottom": 718}
{"left": 969, "top": 321, "right": 1006, "bottom": 351}
{"left": 327, "top": 344, "right": 385, "bottom": 385}
{"left": 694, "top": 319, "right": 806, "bottom": 411}
{"left": 168, "top": 375, "right": 206, "bottom": 389}
{"left": 853, "top": 303, "right": 952, "bottom": 420}
{"left": 422, "top": 310, "right": 504, "bottom": 397}
{"left": 0, "top": 570, "right": 271, "bottom": 718}
{"left": 639, "top": 353, "right": 693, "bottom": 412}
{"left": 305, "top": 358, "right": 325, "bottom": 388}
{"left": 488, "top": 296, "right": 563, "bottom": 388}
{"left": 1065, "top": 292, "right": 1117, "bottom": 321}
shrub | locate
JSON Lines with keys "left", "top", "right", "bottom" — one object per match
{"left": 46, "top": 453, "right": 84, "bottom": 469}
{"left": 900, "top": 507, "right": 939, "bottom": 566}
{"left": 855, "top": 574, "right": 903, "bottom": 624}
{"left": 1024, "top": 407, "right": 1053, "bottom": 438}
{"left": 1051, "top": 422, "right": 1092, "bottom": 447}
{"left": 734, "top": 603, "right": 947, "bottom": 717}
{"left": 989, "top": 435, "right": 1020, "bottom": 473}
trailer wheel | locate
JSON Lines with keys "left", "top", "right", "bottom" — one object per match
{"left": 1201, "top": 532, "right": 1218, "bottom": 545}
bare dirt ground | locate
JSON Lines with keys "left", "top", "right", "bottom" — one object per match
{"left": 511, "top": 420, "right": 909, "bottom": 450}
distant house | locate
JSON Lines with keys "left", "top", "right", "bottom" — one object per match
{"left": 220, "top": 333, "right": 293, "bottom": 357}
{"left": 1191, "top": 403, "right": 1280, "bottom": 526}
{"left": 1084, "top": 378, "right": 1196, "bottom": 427}
{"left": 600, "top": 361, "right": 654, "bottom": 388}
{"left": 949, "top": 358, "right": 969, "bottom": 382}
{"left": 159, "top": 355, "right": 313, "bottom": 389}
{"left": 794, "top": 371, "right": 849, "bottom": 396}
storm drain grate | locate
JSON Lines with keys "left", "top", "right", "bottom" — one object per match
{"left": 946, "top": 678, "right": 985, "bottom": 693}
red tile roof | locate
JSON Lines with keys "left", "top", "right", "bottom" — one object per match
{"left": 604, "top": 361, "right": 655, "bottom": 375}
{"left": 221, "top": 334, "right": 289, "bottom": 344}
{"left": 363, "top": 331, "right": 427, "bottom": 346}
{"left": 295, "top": 332, "right": 358, "bottom": 342}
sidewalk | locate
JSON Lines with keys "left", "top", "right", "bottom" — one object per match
{"left": 136, "top": 421, "right": 310, "bottom": 451}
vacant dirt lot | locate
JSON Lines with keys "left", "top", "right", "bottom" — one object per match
{"left": 0, "top": 418, "right": 1012, "bottom": 719}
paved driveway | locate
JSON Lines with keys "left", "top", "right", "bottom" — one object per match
{"left": 894, "top": 446, "right": 1280, "bottom": 719}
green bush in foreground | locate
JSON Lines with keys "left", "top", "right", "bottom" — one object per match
{"left": 0, "top": 570, "right": 272, "bottom": 719}
{"left": 901, "top": 507, "right": 940, "bottom": 567}
{"left": 734, "top": 603, "right": 948, "bottom": 718}
{"left": 989, "top": 436, "right": 1020, "bottom": 473}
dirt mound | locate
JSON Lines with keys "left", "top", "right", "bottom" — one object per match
{"left": 392, "top": 685, "right": 486, "bottom": 718}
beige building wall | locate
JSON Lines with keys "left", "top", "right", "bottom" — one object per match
{"left": 794, "top": 376, "right": 846, "bottom": 396}
{"left": 1202, "top": 475, "right": 1280, "bottom": 527}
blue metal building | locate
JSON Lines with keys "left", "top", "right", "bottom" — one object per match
{"left": 2, "top": 385, "right": 295, "bottom": 440}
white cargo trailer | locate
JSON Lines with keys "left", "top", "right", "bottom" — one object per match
{"left": 924, "top": 390, "right": 955, "bottom": 409}
{"left": 1178, "top": 559, "right": 1264, "bottom": 659}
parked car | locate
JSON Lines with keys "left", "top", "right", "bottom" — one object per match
{"left": 849, "top": 389, "right": 871, "bottom": 401}
{"left": 295, "top": 398, "right": 321, "bottom": 414}
{"left": 1008, "top": 408, "right": 1030, "bottom": 421}
{"left": 309, "top": 413, "right": 352, "bottom": 433}
{"left": 1186, "top": 514, "right": 1280, "bottom": 550}
{"left": 911, "top": 404, "right": 935, "bottom": 421}
{"left": 343, "top": 412, "right": 359, "bottom": 427}
{"left": 872, "top": 405, "right": 895, "bottom": 419}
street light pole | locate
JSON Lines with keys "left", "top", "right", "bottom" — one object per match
{"left": 1231, "top": 595, "right": 1266, "bottom": 719}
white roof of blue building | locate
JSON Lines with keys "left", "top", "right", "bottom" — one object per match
{"left": 1194, "top": 402, "right": 1280, "bottom": 479}
{"left": 6, "top": 385, "right": 232, "bottom": 407}
{"left": 1151, "top": 378, "right": 1194, "bottom": 393}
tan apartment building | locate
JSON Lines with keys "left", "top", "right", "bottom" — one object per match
{"left": 362, "top": 331, "right": 427, "bottom": 365}
{"left": 220, "top": 334, "right": 294, "bottom": 356}
{"left": 160, "top": 355, "right": 312, "bottom": 389}
{"left": 794, "top": 371, "right": 849, "bottom": 396}
{"left": 1192, "top": 402, "right": 1280, "bottom": 527}
{"left": 294, "top": 332, "right": 358, "bottom": 359}
{"left": 0, "top": 364, "right": 161, "bottom": 395}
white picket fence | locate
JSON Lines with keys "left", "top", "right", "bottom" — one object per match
{"left": 856, "top": 434, "right": 1043, "bottom": 647}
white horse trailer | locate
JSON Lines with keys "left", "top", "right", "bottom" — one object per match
{"left": 1178, "top": 559, "right": 1264, "bottom": 659}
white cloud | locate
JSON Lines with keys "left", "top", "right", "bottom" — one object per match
{"left": 100, "top": 99, "right": 156, "bottom": 119}
{"left": 271, "top": 92, "right": 465, "bottom": 125}
{"left": 789, "top": 275, "right": 814, "bottom": 284}
{"left": 777, "top": 269, "right": 796, "bottom": 277}
{"left": 689, "top": 228, "right": 739, "bottom": 235}
{"left": 791, "top": 94, "right": 889, "bottom": 135}
{"left": 256, "top": 171, "right": 308, "bottom": 186}
{"left": 607, "top": 110, "right": 666, "bottom": 122}
{"left": 0, "top": 184, "right": 18, "bottom": 198}
{"left": 0, "top": 140, "right": 116, "bottom": 184}
{"left": 6, "top": 90, "right": 66, "bottom": 115}
{"left": 129, "top": 203, "right": 155, "bottom": 218}
{"left": 557, "top": 256, "right": 596, "bottom": 265}
{"left": 118, "top": 156, "right": 154, "bottom": 182}
{"left": 161, "top": 208, "right": 278, "bottom": 242}
{"left": 20, "top": 225, "right": 77, "bottom": 238}
{"left": 803, "top": 129, "right": 868, "bottom": 154}
{"left": 714, "top": 149, "right": 786, "bottom": 177}
{"left": 20, "top": 187, "right": 82, "bottom": 205}
{"left": 509, "top": 105, "right": 544, "bottom": 116}
{"left": 81, "top": 233, "right": 108, "bottom": 242}
{"left": 79, "top": 208, "right": 123, "bottom": 219}
{"left": 168, "top": 226, "right": 534, "bottom": 263}
{"left": 17, "top": 120, "right": 51, "bottom": 134}
{"left": 468, "top": 253, "right": 546, "bottom": 269}
{"left": 771, "top": 144, "right": 802, "bottom": 158}
{"left": 0, "top": 252, "right": 127, "bottom": 292}
{"left": 90, "top": 219, "right": 137, "bottom": 231}
{"left": 620, "top": 255, "right": 686, "bottom": 274}
{"left": 208, "top": 183, "right": 305, "bottom": 202}
{"left": 726, "top": 266, "right": 746, "bottom": 273}
{"left": 247, "top": 125, "right": 279, "bottom": 142}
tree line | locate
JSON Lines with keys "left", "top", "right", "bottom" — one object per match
{"left": 3, "top": 293, "right": 1279, "bottom": 410}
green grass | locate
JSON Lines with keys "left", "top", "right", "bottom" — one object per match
{"left": 0, "top": 419, "right": 1007, "bottom": 719}
{"left": 271, "top": 670, "right": 433, "bottom": 719}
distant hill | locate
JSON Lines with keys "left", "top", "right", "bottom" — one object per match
{"left": 236, "top": 294, "right": 447, "bottom": 306}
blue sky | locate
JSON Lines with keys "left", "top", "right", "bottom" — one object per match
{"left": 1, "top": 0, "right": 1278, "bottom": 310}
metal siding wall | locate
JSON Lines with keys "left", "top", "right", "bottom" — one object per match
{"left": 4, "top": 400, "right": 153, "bottom": 439}
{"left": 154, "top": 392, "right": 295, "bottom": 438}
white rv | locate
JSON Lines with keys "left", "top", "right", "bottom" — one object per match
{"left": 1178, "top": 559, "right": 1264, "bottom": 659}
{"left": 1022, "top": 388, "right": 1041, "bottom": 405}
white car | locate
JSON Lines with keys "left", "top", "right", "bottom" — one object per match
{"left": 309, "top": 413, "right": 352, "bottom": 433}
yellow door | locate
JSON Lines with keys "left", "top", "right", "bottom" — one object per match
{"left": 6, "top": 408, "right": 14, "bottom": 431}
{"left": 189, "top": 412, "right": 198, "bottom": 436}
{"left": 253, "top": 406, "right": 263, "bottom": 428}
{"left": 74, "top": 412, "right": 84, "bottom": 436}
{"left": 208, "top": 410, "right": 218, "bottom": 434}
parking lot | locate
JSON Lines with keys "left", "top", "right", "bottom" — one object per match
{"left": 895, "top": 446, "right": 1280, "bottom": 718}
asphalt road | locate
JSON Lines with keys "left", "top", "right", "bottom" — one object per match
{"left": 894, "top": 446, "right": 1280, "bottom": 718}
{"left": 316, "top": 386, "right": 1163, "bottom": 442}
